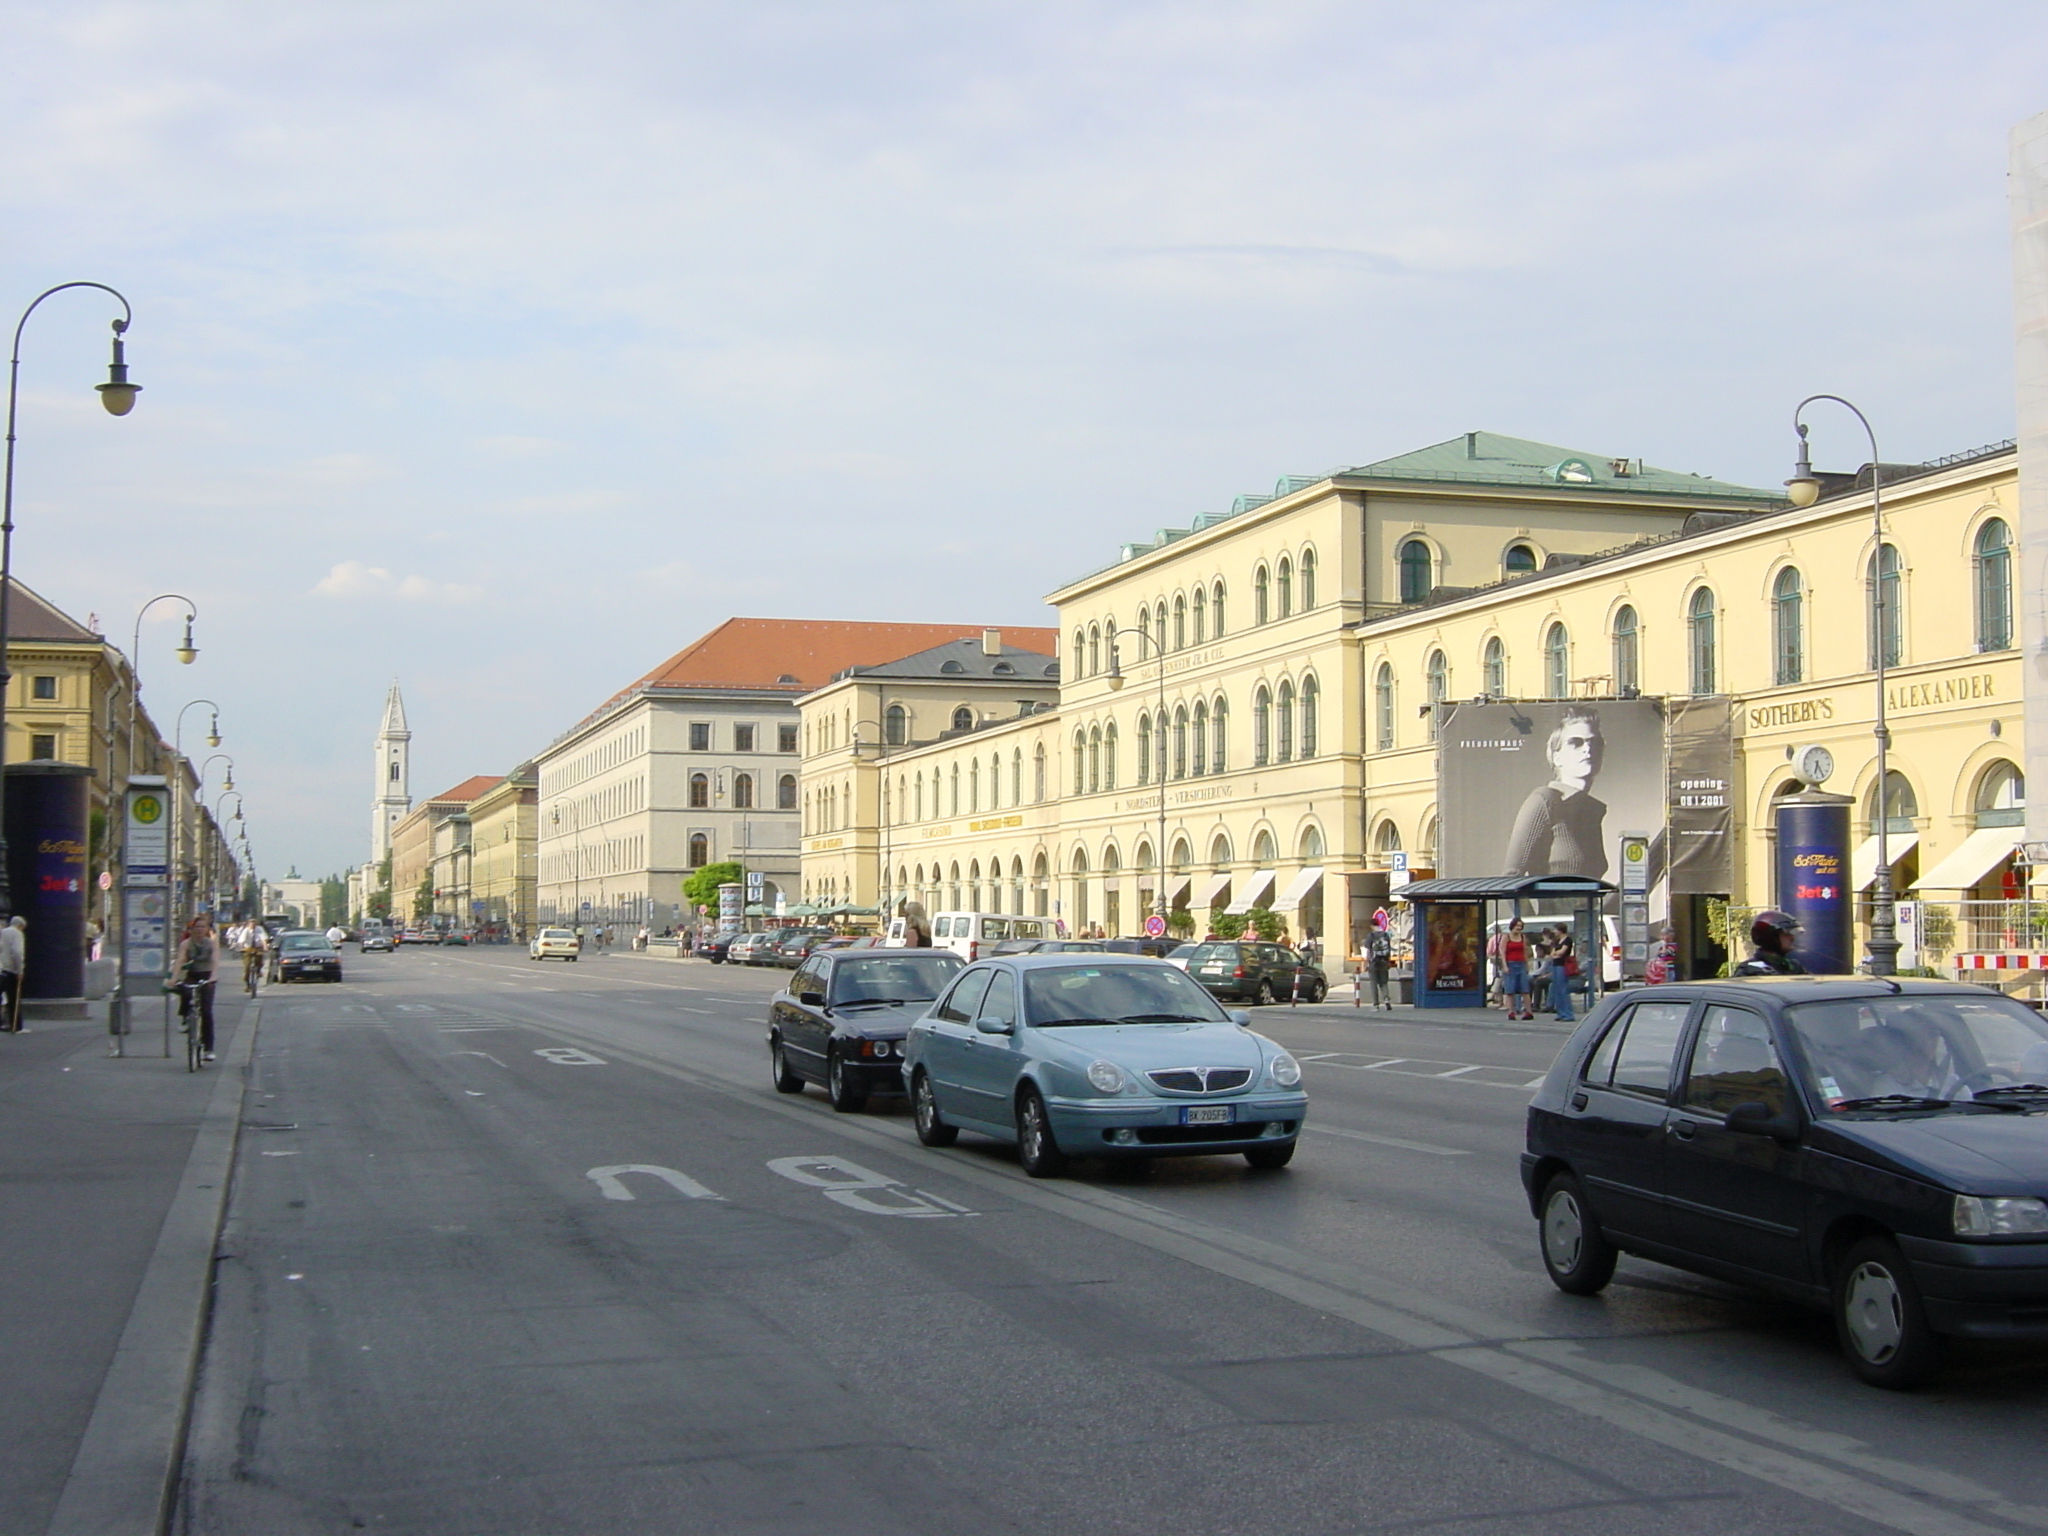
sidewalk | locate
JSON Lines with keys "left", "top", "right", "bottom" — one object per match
{"left": 0, "top": 987, "right": 257, "bottom": 1536}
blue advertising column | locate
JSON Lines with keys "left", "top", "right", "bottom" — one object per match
{"left": 1775, "top": 790, "right": 1854, "bottom": 975}
{"left": 3, "top": 761, "right": 94, "bottom": 1010}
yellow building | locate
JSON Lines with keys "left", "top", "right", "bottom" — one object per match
{"left": 468, "top": 765, "right": 537, "bottom": 934}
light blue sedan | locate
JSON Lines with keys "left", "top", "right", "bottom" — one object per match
{"left": 901, "top": 955, "right": 1308, "bottom": 1177}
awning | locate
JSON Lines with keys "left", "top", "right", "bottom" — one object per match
{"left": 1163, "top": 872, "right": 1192, "bottom": 902}
{"left": 1913, "top": 828, "right": 2017, "bottom": 891}
{"left": 1271, "top": 866, "right": 1326, "bottom": 913}
{"left": 1225, "top": 868, "right": 1278, "bottom": 914}
{"left": 1193, "top": 871, "right": 1233, "bottom": 908}
{"left": 1852, "top": 833, "right": 1920, "bottom": 892}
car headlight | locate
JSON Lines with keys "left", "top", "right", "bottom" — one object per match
{"left": 1953, "top": 1195, "right": 2048, "bottom": 1237}
{"left": 1086, "top": 1059, "right": 1125, "bottom": 1093}
{"left": 1269, "top": 1053, "right": 1302, "bottom": 1089}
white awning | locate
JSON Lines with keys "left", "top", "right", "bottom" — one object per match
{"left": 1271, "top": 866, "right": 1326, "bottom": 913}
{"left": 1224, "top": 868, "right": 1278, "bottom": 914}
{"left": 1163, "top": 871, "right": 1192, "bottom": 901}
{"left": 1913, "top": 828, "right": 2018, "bottom": 891}
{"left": 1852, "top": 832, "right": 1920, "bottom": 892}
{"left": 1193, "top": 871, "right": 1233, "bottom": 908}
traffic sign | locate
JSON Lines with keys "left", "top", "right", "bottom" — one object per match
{"left": 1144, "top": 914, "right": 1166, "bottom": 938}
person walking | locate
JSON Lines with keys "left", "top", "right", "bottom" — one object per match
{"left": 1501, "top": 919, "right": 1533, "bottom": 1020}
{"left": 1367, "top": 927, "right": 1392, "bottom": 1009}
{"left": 0, "top": 915, "right": 25, "bottom": 1032}
{"left": 173, "top": 915, "right": 221, "bottom": 1063}
{"left": 1547, "top": 932, "right": 1578, "bottom": 1023}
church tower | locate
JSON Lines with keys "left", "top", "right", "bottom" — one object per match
{"left": 371, "top": 682, "right": 411, "bottom": 863}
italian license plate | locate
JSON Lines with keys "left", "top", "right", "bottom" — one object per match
{"left": 1200, "top": 965, "right": 1224, "bottom": 974}
{"left": 1181, "top": 1105, "right": 1234, "bottom": 1126}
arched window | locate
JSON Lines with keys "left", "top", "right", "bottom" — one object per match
{"left": 1299, "top": 824, "right": 1324, "bottom": 861}
{"left": 1033, "top": 744, "right": 1046, "bottom": 803}
{"left": 949, "top": 764, "right": 959, "bottom": 814}
{"left": 1869, "top": 770, "right": 1919, "bottom": 834}
{"left": 688, "top": 833, "right": 709, "bottom": 868}
{"left": 1426, "top": 649, "right": 1448, "bottom": 739}
{"left": 1254, "top": 566, "right": 1271, "bottom": 625}
{"left": 1688, "top": 588, "right": 1717, "bottom": 695}
{"left": 733, "top": 773, "right": 754, "bottom": 809}
{"left": 1975, "top": 761, "right": 2025, "bottom": 827}
{"left": 1374, "top": 663, "right": 1395, "bottom": 751}
{"left": 1867, "top": 544, "right": 1902, "bottom": 670}
{"left": 1977, "top": 518, "right": 2013, "bottom": 651}
{"left": 1276, "top": 680, "right": 1295, "bottom": 762}
{"left": 884, "top": 703, "right": 908, "bottom": 746}
{"left": 1072, "top": 731, "right": 1086, "bottom": 795}
{"left": 1010, "top": 749, "right": 1022, "bottom": 805}
{"left": 1103, "top": 723, "right": 1118, "bottom": 790}
{"left": 1087, "top": 727, "right": 1101, "bottom": 794}
{"left": 1210, "top": 832, "right": 1233, "bottom": 868}
{"left": 688, "top": 772, "right": 709, "bottom": 809}
{"left": 1253, "top": 686, "right": 1272, "bottom": 766}
{"left": 1191, "top": 585, "right": 1207, "bottom": 644}
{"left": 1172, "top": 706, "right": 1189, "bottom": 780}
{"left": 1072, "top": 628, "right": 1086, "bottom": 675}
{"left": 951, "top": 705, "right": 973, "bottom": 732}
{"left": 1543, "top": 623, "right": 1569, "bottom": 698}
{"left": 1504, "top": 543, "right": 1537, "bottom": 577}
{"left": 1374, "top": 820, "right": 1403, "bottom": 867}
{"left": 1155, "top": 601, "right": 1168, "bottom": 648}
{"left": 1211, "top": 696, "right": 1229, "bottom": 774}
{"left": 914, "top": 771, "right": 925, "bottom": 821}
{"left": 1138, "top": 607, "right": 1152, "bottom": 657}
{"left": 1300, "top": 675, "right": 1319, "bottom": 758}
{"left": 969, "top": 758, "right": 981, "bottom": 812}
{"left": 1276, "top": 557, "right": 1293, "bottom": 619}
{"left": 777, "top": 773, "right": 796, "bottom": 810}
{"left": 1088, "top": 624, "right": 1102, "bottom": 677}
{"left": 1300, "top": 548, "right": 1317, "bottom": 610}
{"left": 988, "top": 753, "right": 1001, "bottom": 809}
{"left": 1251, "top": 829, "right": 1278, "bottom": 865}
{"left": 1612, "top": 605, "right": 1639, "bottom": 693}
{"left": 1773, "top": 567, "right": 1804, "bottom": 685}
{"left": 1167, "top": 594, "right": 1182, "bottom": 651}
{"left": 1136, "top": 713, "right": 1152, "bottom": 784}
{"left": 1191, "top": 701, "right": 1208, "bottom": 775}
{"left": 1398, "top": 540, "right": 1432, "bottom": 603}
{"left": 1483, "top": 636, "right": 1506, "bottom": 697}
{"left": 1211, "top": 581, "right": 1226, "bottom": 635}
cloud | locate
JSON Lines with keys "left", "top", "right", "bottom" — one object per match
{"left": 312, "top": 560, "right": 482, "bottom": 604}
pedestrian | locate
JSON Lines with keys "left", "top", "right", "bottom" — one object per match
{"left": 1501, "top": 918, "right": 1533, "bottom": 1020}
{"left": 172, "top": 914, "right": 220, "bottom": 1063}
{"left": 1367, "top": 928, "right": 1392, "bottom": 1009}
{"left": 1548, "top": 932, "right": 1577, "bottom": 1023}
{"left": 1735, "top": 910, "right": 1807, "bottom": 976}
{"left": 0, "top": 915, "right": 24, "bottom": 1031}
{"left": 1484, "top": 923, "right": 1507, "bottom": 1010}
{"left": 1645, "top": 927, "right": 1679, "bottom": 984}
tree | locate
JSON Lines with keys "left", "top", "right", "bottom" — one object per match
{"left": 413, "top": 872, "right": 434, "bottom": 920}
{"left": 1209, "top": 909, "right": 1248, "bottom": 941}
{"left": 320, "top": 874, "right": 348, "bottom": 928}
{"left": 683, "top": 861, "right": 745, "bottom": 909}
{"left": 367, "top": 854, "right": 392, "bottom": 920}
{"left": 1166, "top": 906, "right": 1195, "bottom": 937}
{"left": 1247, "top": 906, "right": 1286, "bottom": 943}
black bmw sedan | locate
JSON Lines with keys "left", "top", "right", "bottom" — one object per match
{"left": 1524, "top": 976, "right": 2048, "bottom": 1388}
{"left": 767, "top": 948, "right": 963, "bottom": 1112}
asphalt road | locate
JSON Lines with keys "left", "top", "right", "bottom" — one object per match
{"left": 176, "top": 945, "right": 2048, "bottom": 1535}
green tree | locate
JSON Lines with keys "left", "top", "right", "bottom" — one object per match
{"left": 320, "top": 874, "right": 348, "bottom": 928}
{"left": 1247, "top": 906, "right": 1286, "bottom": 942}
{"left": 683, "top": 861, "right": 745, "bottom": 910}
{"left": 367, "top": 854, "right": 393, "bottom": 921}
{"left": 412, "top": 871, "right": 434, "bottom": 920}
{"left": 1209, "top": 908, "right": 1248, "bottom": 940}
{"left": 1166, "top": 906, "right": 1195, "bottom": 937}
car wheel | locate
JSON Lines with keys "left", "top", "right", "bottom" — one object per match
{"left": 770, "top": 1037, "right": 805, "bottom": 1094}
{"left": 912, "top": 1070, "right": 958, "bottom": 1147}
{"left": 1835, "top": 1236, "right": 1942, "bottom": 1389}
{"left": 1243, "top": 1140, "right": 1295, "bottom": 1170}
{"left": 1539, "top": 1172, "right": 1618, "bottom": 1295}
{"left": 827, "top": 1049, "right": 868, "bottom": 1113}
{"left": 1255, "top": 979, "right": 1276, "bottom": 1006}
{"left": 1016, "top": 1087, "right": 1070, "bottom": 1178}
{"left": 1302, "top": 977, "right": 1327, "bottom": 1003}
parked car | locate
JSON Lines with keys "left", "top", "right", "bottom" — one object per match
{"left": 270, "top": 930, "right": 343, "bottom": 984}
{"left": 1162, "top": 943, "right": 1198, "bottom": 971}
{"left": 1524, "top": 976, "right": 2048, "bottom": 1389}
{"left": 925, "top": 911, "right": 1056, "bottom": 961}
{"left": 903, "top": 955, "right": 1307, "bottom": 1177}
{"left": 731, "top": 932, "right": 782, "bottom": 965}
{"left": 698, "top": 934, "right": 734, "bottom": 964}
{"left": 360, "top": 931, "right": 394, "bottom": 954}
{"left": 529, "top": 927, "right": 580, "bottom": 961}
{"left": 1103, "top": 936, "right": 1180, "bottom": 958}
{"left": 767, "top": 948, "right": 965, "bottom": 1110}
{"left": 1182, "top": 941, "right": 1327, "bottom": 1004}
{"left": 768, "top": 928, "right": 834, "bottom": 967}
{"left": 988, "top": 938, "right": 1107, "bottom": 956}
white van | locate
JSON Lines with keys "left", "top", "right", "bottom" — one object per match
{"left": 917, "top": 911, "right": 1054, "bottom": 962}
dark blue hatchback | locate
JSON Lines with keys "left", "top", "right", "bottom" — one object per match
{"left": 1523, "top": 977, "right": 2048, "bottom": 1389}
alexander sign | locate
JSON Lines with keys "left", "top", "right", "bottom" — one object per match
{"left": 1747, "top": 669, "right": 1999, "bottom": 732}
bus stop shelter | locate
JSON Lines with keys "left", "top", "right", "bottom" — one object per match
{"left": 1399, "top": 874, "right": 1615, "bottom": 1010}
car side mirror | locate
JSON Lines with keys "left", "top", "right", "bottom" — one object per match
{"left": 974, "top": 1016, "right": 1014, "bottom": 1035}
{"left": 1228, "top": 1009, "right": 1253, "bottom": 1027}
{"left": 798, "top": 991, "right": 826, "bottom": 1008}
{"left": 1724, "top": 1100, "right": 1799, "bottom": 1143}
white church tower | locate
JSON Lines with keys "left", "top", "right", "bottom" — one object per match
{"left": 371, "top": 682, "right": 412, "bottom": 863}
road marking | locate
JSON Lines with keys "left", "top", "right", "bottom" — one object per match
{"left": 1306, "top": 1053, "right": 1545, "bottom": 1091}
{"left": 454, "top": 1050, "right": 507, "bottom": 1068}
{"left": 1303, "top": 1124, "right": 1471, "bottom": 1156}
{"left": 259, "top": 1150, "right": 298, "bottom": 1157}
{"left": 534, "top": 1047, "right": 605, "bottom": 1066}
{"left": 586, "top": 1164, "right": 724, "bottom": 1202}
{"left": 766, "top": 1155, "right": 972, "bottom": 1218}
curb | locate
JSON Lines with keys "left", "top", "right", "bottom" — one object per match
{"left": 44, "top": 1002, "right": 260, "bottom": 1536}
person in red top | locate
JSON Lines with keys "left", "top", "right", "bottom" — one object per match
{"left": 1501, "top": 918, "right": 1533, "bottom": 1020}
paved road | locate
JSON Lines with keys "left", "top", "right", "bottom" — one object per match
{"left": 177, "top": 946, "right": 2048, "bottom": 1534}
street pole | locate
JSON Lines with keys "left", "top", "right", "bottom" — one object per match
{"left": 0, "top": 282, "right": 139, "bottom": 917}
{"left": 850, "top": 722, "right": 891, "bottom": 925}
{"left": 1786, "top": 396, "right": 1897, "bottom": 975}
{"left": 1106, "top": 626, "right": 1170, "bottom": 930}
{"left": 169, "top": 701, "right": 222, "bottom": 931}
{"left": 112, "top": 595, "right": 196, "bottom": 1038}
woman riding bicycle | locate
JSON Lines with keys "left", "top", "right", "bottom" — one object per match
{"left": 173, "top": 915, "right": 221, "bottom": 1063}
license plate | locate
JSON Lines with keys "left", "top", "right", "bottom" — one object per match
{"left": 1181, "top": 1105, "right": 1234, "bottom": 1126}
{"left": 1200, "top": 965, "right": 1224, "bottom": 974}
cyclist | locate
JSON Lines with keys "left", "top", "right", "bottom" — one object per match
{"left": 240, "top": 921, "right": 268, "bottom": 995}
{"left": 172, "top": 915, "right": 221, "bottom": 1063}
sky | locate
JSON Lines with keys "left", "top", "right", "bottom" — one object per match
{"left": 2, "top": 1, "right": 2044, "bottom": 880}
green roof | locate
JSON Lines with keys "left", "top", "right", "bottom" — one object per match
{"left": 1339, "top": 431, "right": 1777, "bottom": 500}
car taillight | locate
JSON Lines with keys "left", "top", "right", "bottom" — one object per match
{"left": 968, "top": 941, "right": 979, "bottom": 960}
{"left": 1232, "top": 967, "right": 1246, "bottom": 978}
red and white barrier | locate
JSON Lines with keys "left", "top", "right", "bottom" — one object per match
{"left": 1953, "top": 953, "right": 2048, "bottom": 971}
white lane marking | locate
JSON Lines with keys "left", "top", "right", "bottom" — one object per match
{"left": 1304, "top": 1124, "right": 1471, "bottom": 1157}
{"left": 1307, "top": 1053, "right": 1545, "bottom": 1091}
{"left": 766, "top": 1155, "right": 971, "bottom": 1218}
{"left": 260, "top": 1150, "right": 299, "bottom": 1157}
{"left": 534, "top": 1047, "right": 605, "bottom": 1066}
{"left": 455, "top": 1051, "right": 507, "bottom": 1068}
{"left": 1434, "top": 1065, "right": 1488, "bottom": 1078}
{"left": 586, "top": 1164, "right": 723, "bottom": 1202}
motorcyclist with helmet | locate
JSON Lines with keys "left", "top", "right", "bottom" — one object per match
{"left": 1735, "top": 909, "right": 1807, "bottom": 976}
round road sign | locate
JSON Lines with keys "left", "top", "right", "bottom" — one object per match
{"left": 1144, "top": 914, "right": 1167, "bottom": 938}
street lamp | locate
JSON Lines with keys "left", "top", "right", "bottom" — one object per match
{"left": 849, "top": 721, "right": 893, "bottom": 924}
{"left": 1787, "top": 395, "right": 1898, "bottom": 975}
{"left": 197, "top": 753, "right": 234, "bottom": 794}
{"left": 0, "top": 282, "right": 139, "bottom": 915}
{"left": 551, "top": 800, "right": 582, "bottom": 931}
{"left": 168, "top": 700, "right": 224, "bottom": 928}
{"left": 1106, "top": 626, "right": 1171, "bottom": 929}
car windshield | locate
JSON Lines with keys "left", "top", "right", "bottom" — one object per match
{"left": 1783, "top": 994, "right": 2048, "bottom": 1110}
{"left": 1186, "top": 944, "right": 1242, "bottom": 962}
{"left": 282, "top": 935, "right": 331, "bottom": 951}
{"left": 1021, "top": 964, "right": 1230, "bottom": 1026}
{"left": 830, "top": 955, "right": 962, "bottom": 1005}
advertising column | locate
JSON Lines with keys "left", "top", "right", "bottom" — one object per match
{"left": 2, "top": 761, "right": 93, "bottom": 1008}
{"left": 1775, "top": 790, "right": 1854, "bottom": 975}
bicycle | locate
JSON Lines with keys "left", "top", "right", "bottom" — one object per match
{"left": 173, "top": 982, "right": 204, "bottom": 1071}
{"left": 243, "top": 948, "right": 262, "bottom": 997}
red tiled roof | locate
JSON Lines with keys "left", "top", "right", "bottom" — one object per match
{"left": 428, "top": 775, "right": 503, "bottom": 805}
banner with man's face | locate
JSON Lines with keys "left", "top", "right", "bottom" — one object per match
{"left": 1437, "top": 700, "right": 1667, "bottom": 881}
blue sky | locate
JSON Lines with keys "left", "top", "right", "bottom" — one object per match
{"left": 3, "top": 1, "right": 2044, "bottom": 878}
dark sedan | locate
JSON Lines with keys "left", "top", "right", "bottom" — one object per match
{"left": 1524, "top": 977, "right": 2048, "bottom": 1389}
{"left": 270, "top": 930, "right": 343, "bottom": 984}
{"left": 1183, "top": 941, "right": 1327, "bottom": 1004}
{"left": 768, "top": 948, "right": 964, "bottom": 1111}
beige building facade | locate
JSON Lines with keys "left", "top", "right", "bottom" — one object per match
{"left": 467, "top": 765, "right": 537, "bottom": 933}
